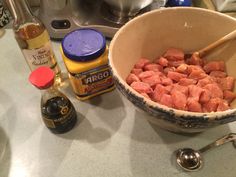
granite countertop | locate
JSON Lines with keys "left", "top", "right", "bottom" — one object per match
{"left": 1, "top": 29, "right": 236, "bottom": 177}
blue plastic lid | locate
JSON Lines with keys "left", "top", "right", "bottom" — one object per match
{"left": 62, "top": 28, "right": 106, "bottom": 62}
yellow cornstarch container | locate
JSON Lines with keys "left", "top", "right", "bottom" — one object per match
{"left": 60, "top": 29, "right": 115, "bottom": 100}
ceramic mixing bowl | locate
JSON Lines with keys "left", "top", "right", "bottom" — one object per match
{"left": 109, "top": 7, "right": 236, "bottom": 133}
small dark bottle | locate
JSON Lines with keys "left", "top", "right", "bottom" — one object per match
{"left": 29, "top": 66, "right": 77, "bottom": 134}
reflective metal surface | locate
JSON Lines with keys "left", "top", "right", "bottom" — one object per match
{"left": 38, "top": 0, "right": 165, "bottom": 39}
{"left": 39, "top": 0, "right": 122, "bottom": 39}
{"left": 176, "top": 148, "right": 202, "bottom": 171}
{"left": 103, "top": 0, "right": 153, "bottom": 17}
{"left": 176, "top": 133, "right": 236, "bottom": 171}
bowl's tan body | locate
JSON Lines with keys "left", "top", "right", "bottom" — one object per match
{"left": 109, "top": 7, "right": 236, "bottom": 133}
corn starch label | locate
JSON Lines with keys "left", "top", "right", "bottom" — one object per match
{"left": 69, "top": 64, "right": 114, "bottom": 98}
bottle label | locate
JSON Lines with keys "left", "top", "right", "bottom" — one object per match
{"left": 42, "top": 102, "right": 77, "bottom": 132}
{"left": 22, "top": 41, "right": 57, "bottom": 70}
{"left": 43, "top": 105, "right": 72, "bottom": 127}
{"left": 69, "top": 64, "right": 114, "bottom": 100}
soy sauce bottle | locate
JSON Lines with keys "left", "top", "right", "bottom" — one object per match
{"left": 29, "top": 66, "right": 77, "bottom": 134}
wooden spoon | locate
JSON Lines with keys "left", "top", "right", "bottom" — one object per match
{"left": 185, "top": 29, "right": 236, "bottom": 59}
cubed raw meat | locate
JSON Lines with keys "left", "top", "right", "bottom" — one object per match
{"left": 188, "top": 85, "right": 204, "bottom": 101}
{"left": 216, "top": 76, "right": 235, "bottom": 91}
{"left": 203, "top": 98, "right": 221, "bottom": 112}
{"left": 160, "top": 94, "right": 173, "bottom": 108}
{"left": 126, "top": 73, "right": 140, "bottom": 85}
{"left": 199, "top": 89, "right": 211, "bottom": 104}
{"left": 163, "top": 67, "right": 176, "bottom": 74}
{"left": 209, "top": 71, "right": 227, "bottom": 78}
{"left": 204, "top": 83, "right": 223, "bottom": 98}
{"left": 167, "top": 71, "right": 187, "bottom": 82}
{"left": 141, "top": 75, "right": 162, "bottom": 87}
{"left": 217, "top": 100, "right": 230, "bottom": 111}
{"left": 223, "top": 90, "right": 236, "bottom": 103}
{"left": 161, "top": 77, "right": 173, "bottom": 86}
{"left": 130, "top": 81, "right": 153, "bottom": 94}
{"left": 165, "top": 85, "right": 173, "bottom": 92}
{"left": 134, "top": 58, "right": 151, "bottom": 69}
{"left": 176, "top": 64, "right": 189, "bottom": 74}
{"left": 197, "top": 76, "right": 215, "bottom": 87}
{"left": 138, "top": 71, "right": 155, "bottom": 80}
{"left": 203, "top": 61, "right": 225, "bottom": 73}
{"left": 163, "top": 48, "right": 184, "bottom": 61}
{"left": 187, "top": 65, "right": 205, "bottom": 74}
{"left": 144, "top": 63, "right": 163, "bottom": 72}
{"left": 151, "top": 84, "right": 169, "bottom": 102}
{"left": 187, "top": 98, "right": 202, "bottom": 112}
{"left": 158, "top": 57, "right": 168, "bottom": 67}
{"left": 187, "top": 53, "right": 204, "bottom": 66}
{"left": 128, "top": 48, "right": 235, "bottom": 112}
{"left": 131, "top": 68, "right": 143, "bottom": 76}
{"left": 188, "top": 69, "right": 207, "bottom": 80}
{"left": 168, "top": 60, "right": 185, "bottom": 67}
{"left": 172, "top": 84, "right": 189, "bottom": 96}
{"left": 179, "top": 78, "right": 197, "bottom": 86}
{"left": 171, "top": 90, "right": 187, "bottom": 110}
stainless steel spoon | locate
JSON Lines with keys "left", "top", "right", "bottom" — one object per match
{"left": 176, "top": 133, "right": 236, "bottom": 171}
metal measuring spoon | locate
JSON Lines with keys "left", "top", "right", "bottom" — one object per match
{"left": 176, "top": 133, "right": 236, "bottom": 171}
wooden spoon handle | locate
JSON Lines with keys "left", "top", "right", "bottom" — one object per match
{"left": 197, "top": 29, "right": 236, "bottom": 58}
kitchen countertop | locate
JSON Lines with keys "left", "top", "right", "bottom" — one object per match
{"left": 1, "top": 29, "right": 236, "bottom": 177}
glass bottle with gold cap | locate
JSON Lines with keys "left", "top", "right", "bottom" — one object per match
{"left": 5, "top": 0, "right": 61, "bottom": 84}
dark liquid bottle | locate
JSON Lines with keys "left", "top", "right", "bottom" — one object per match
{"left": 41, "top": 96, "right": 77, "bottom": 134}
{"left": 29, "top": 66, "right": 77, "bottom": 134}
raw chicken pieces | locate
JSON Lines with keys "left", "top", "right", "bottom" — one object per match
{"left": 126, "top": 47, "right": 236, "bottom": 112}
